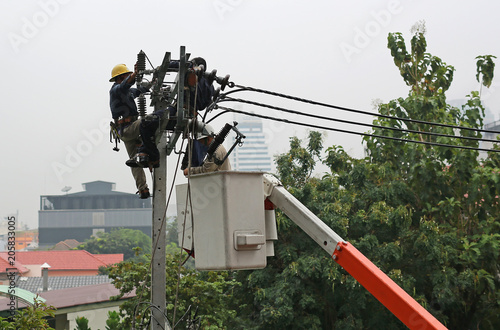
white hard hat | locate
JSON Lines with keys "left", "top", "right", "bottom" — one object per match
{"left": 196, "top": 124, "right": 215, "bottom": 140}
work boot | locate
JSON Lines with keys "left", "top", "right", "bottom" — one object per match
{"left": 125, "top": 159, "right": 139, "bottom": 167}
{"left": 132, "top": 153, "right": 150, "bottom": 168}
{"left": 148, "top": 159, "right": 160, "bottom": 170}
{"left": 138, "top": 188, "right": 150, "bottom": 199}
{"left": 126, "top": 152, "right": 150, "bottom": 168}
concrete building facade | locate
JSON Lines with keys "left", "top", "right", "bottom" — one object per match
{"left": 38, "top": 181, "right": 152, "bottom": 248}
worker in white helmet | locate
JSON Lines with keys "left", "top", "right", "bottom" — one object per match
{"left": 183, "top": 124, "right": 231, "bottom": 175}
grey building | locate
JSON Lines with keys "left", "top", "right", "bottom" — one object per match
{"left": 39, "top": 181, "right": 151, "bottom": 248}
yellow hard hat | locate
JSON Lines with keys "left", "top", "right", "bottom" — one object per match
{"left": 109, "top": 64, "right": 132, "bottom": 82}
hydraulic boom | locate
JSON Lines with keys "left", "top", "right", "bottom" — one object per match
{"left": 263, "top": 175, "right": 447, "bottom": 330}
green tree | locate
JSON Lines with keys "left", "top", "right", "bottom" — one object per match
{"left": 107, "top": 248, "right": 240, "bottom": 329}
{"left": 234, "top": 30, "right": 499, "bottom": 329}
{"left": 105, "top": 310, "right": 121, "bottom": 330}
{"left": 363, "top": 29, "right": 500, "bottom": 329}
{"left": 0, "top": 296, "right": 56, "bottom": 329}
{"left": 74, "top": 316, "right": 90, "bottom": 330}
{"left": 165, "top": 217, "right": 179, "bottom": 245}
{"left": 76, "top": 228, "right": 152, "bottom": 261}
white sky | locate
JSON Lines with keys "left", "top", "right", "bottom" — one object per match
{"left": 2, "top": 0, "right": 500, "bottom": 229}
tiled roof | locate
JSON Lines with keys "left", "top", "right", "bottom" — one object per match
{"left": 0, "top": 282, "right": 135, "bottom": 311}
{"left": 0, "top": 254, "right": 29, "bottom": 274}
{"left": 38, "top": 282, "right": 134, "bottom": 309}
{"left": 52, "top": 239, "right": 81, "bottom": 250}
{"left": 93, "top": 254, "right": 123, "bottom": 266}
{"left": 0, "top": 251, "right": 123, "bottom": 271}
{"left": 63, "top": 239, "right": 80, "bottom": 247}
{"left": 16, "top": 275, "right": 112, "bottom": 293}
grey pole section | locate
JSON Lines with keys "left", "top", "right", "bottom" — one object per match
{"left": 150, "top": 46, "right": 186, "bottom": 330}
{"left": 151, "top": 133, "right": 169, "bottom": 330}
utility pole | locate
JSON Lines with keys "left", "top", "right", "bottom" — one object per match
{"left": 149, "top": 46, "right": 187, "bottom": 330}
{"left": 142, "top": 45, "right": 230, "bottom": 328}
{"left": 151, "top": 132, "right": 168, "bottom": 330}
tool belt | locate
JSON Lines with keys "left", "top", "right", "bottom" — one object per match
{"left": 117, "top": 115, "right": 138, "bottom": 127}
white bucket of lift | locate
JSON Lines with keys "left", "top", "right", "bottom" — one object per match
{"left": 176, "top": 171, "right": 267, "bottom": 270}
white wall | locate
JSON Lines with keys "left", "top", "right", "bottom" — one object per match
{"left": 67, "top": 306, "right": 120, "bottom": 330}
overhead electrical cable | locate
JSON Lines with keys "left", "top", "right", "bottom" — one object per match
{"left": 215, "top": 105, "right": 500, "bottom": 154}
{"left": 217, "top": 96, "right": 500, "bottom": 144}
{"left": 223, "top": 84, "right": 500, "bottom": 135}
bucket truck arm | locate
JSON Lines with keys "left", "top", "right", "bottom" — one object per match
{"left": 263, "top": 175, "right": 447, "bottom": 330}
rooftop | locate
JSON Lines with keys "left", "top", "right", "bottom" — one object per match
{"left": 16, "top": 275, "right": 112, "bottom": 293}
{"left": 51, "top": 239, "right": 81, "bottom": 250}
{"left": 0, "top": 256, "right": 29, "bottom": 274}
{"left": 40, "top": 180, "right": 152, "bottom": 210}
{"left": 0, "top": 282, "right": 135, "bottom": 312}
{"left": 0, "top": 250, "right": 123, "bottom": 272}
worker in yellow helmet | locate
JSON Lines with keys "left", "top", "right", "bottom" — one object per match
{"left": 109, "top": 62, "right": 161, "bottom": 199}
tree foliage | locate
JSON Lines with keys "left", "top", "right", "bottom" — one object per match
{"left": 476, "top": 55, "right": 496, "bottom": 88}
{"left": 107, "top": 245, "right": 240, "bottom": 329}
{"left": 0, "top": 296, "right": 56, "bottom": 329}
{"left": 105, "top": 310, "right": 121, "bottom": 330}
{"left": 233, "top": 31, "right": 500, "bottom": 329}
{"left": 75, "top": 316, "right": 90, "bottom": 330}
{"left": 76, "top": 228, "right": 151, "bottom": 261}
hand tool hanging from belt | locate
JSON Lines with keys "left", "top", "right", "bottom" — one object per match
{"left": 109, "top": 121, "right": 121, "bottom": 152}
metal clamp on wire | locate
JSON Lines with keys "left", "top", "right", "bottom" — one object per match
{"left": 206, "top": 121, "right": 246, "bottom": 166}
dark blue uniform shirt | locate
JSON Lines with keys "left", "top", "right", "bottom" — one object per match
{"left": 109, "top": 74, "right": 149, "bottom": 119}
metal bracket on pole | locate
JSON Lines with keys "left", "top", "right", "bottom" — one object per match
{"left": 150, "top": 52, "right": 171, "bottom": 113}
{"left": 165, "top": 46, "right": 188, "bottom": 156}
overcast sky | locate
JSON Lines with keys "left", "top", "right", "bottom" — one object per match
{"left": 2, "top": 0, "right": 500, "bottom": 229}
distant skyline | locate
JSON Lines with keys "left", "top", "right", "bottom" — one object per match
{"left": 2, "top": 1, "right": 500, "bottom": 229}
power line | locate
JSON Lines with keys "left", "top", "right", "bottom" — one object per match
{"left": 218, "top": 96, "right": 500, "bottom": 144}
{"left": 224, "top": 84, "right": 500, "bottom": 135}
{"left": 215, "top": 106, "right": 500, "bottom": 154}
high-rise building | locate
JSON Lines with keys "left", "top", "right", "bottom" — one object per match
{"left": 229, "top": 114, "right": 273, "bottom": 172}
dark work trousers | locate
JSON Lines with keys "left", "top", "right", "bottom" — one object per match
{"left": 138, "top": 109, "right": 165, "bottom": 162}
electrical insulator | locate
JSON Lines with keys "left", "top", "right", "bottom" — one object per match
{"left": 136, "top": 50, "right": 146, "bottom": 84}
{"left": 137, "top": 95, "right": 146, "bottom": 118}
{"left": 206, "top": 123, "right": 232, "bottom": 158}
